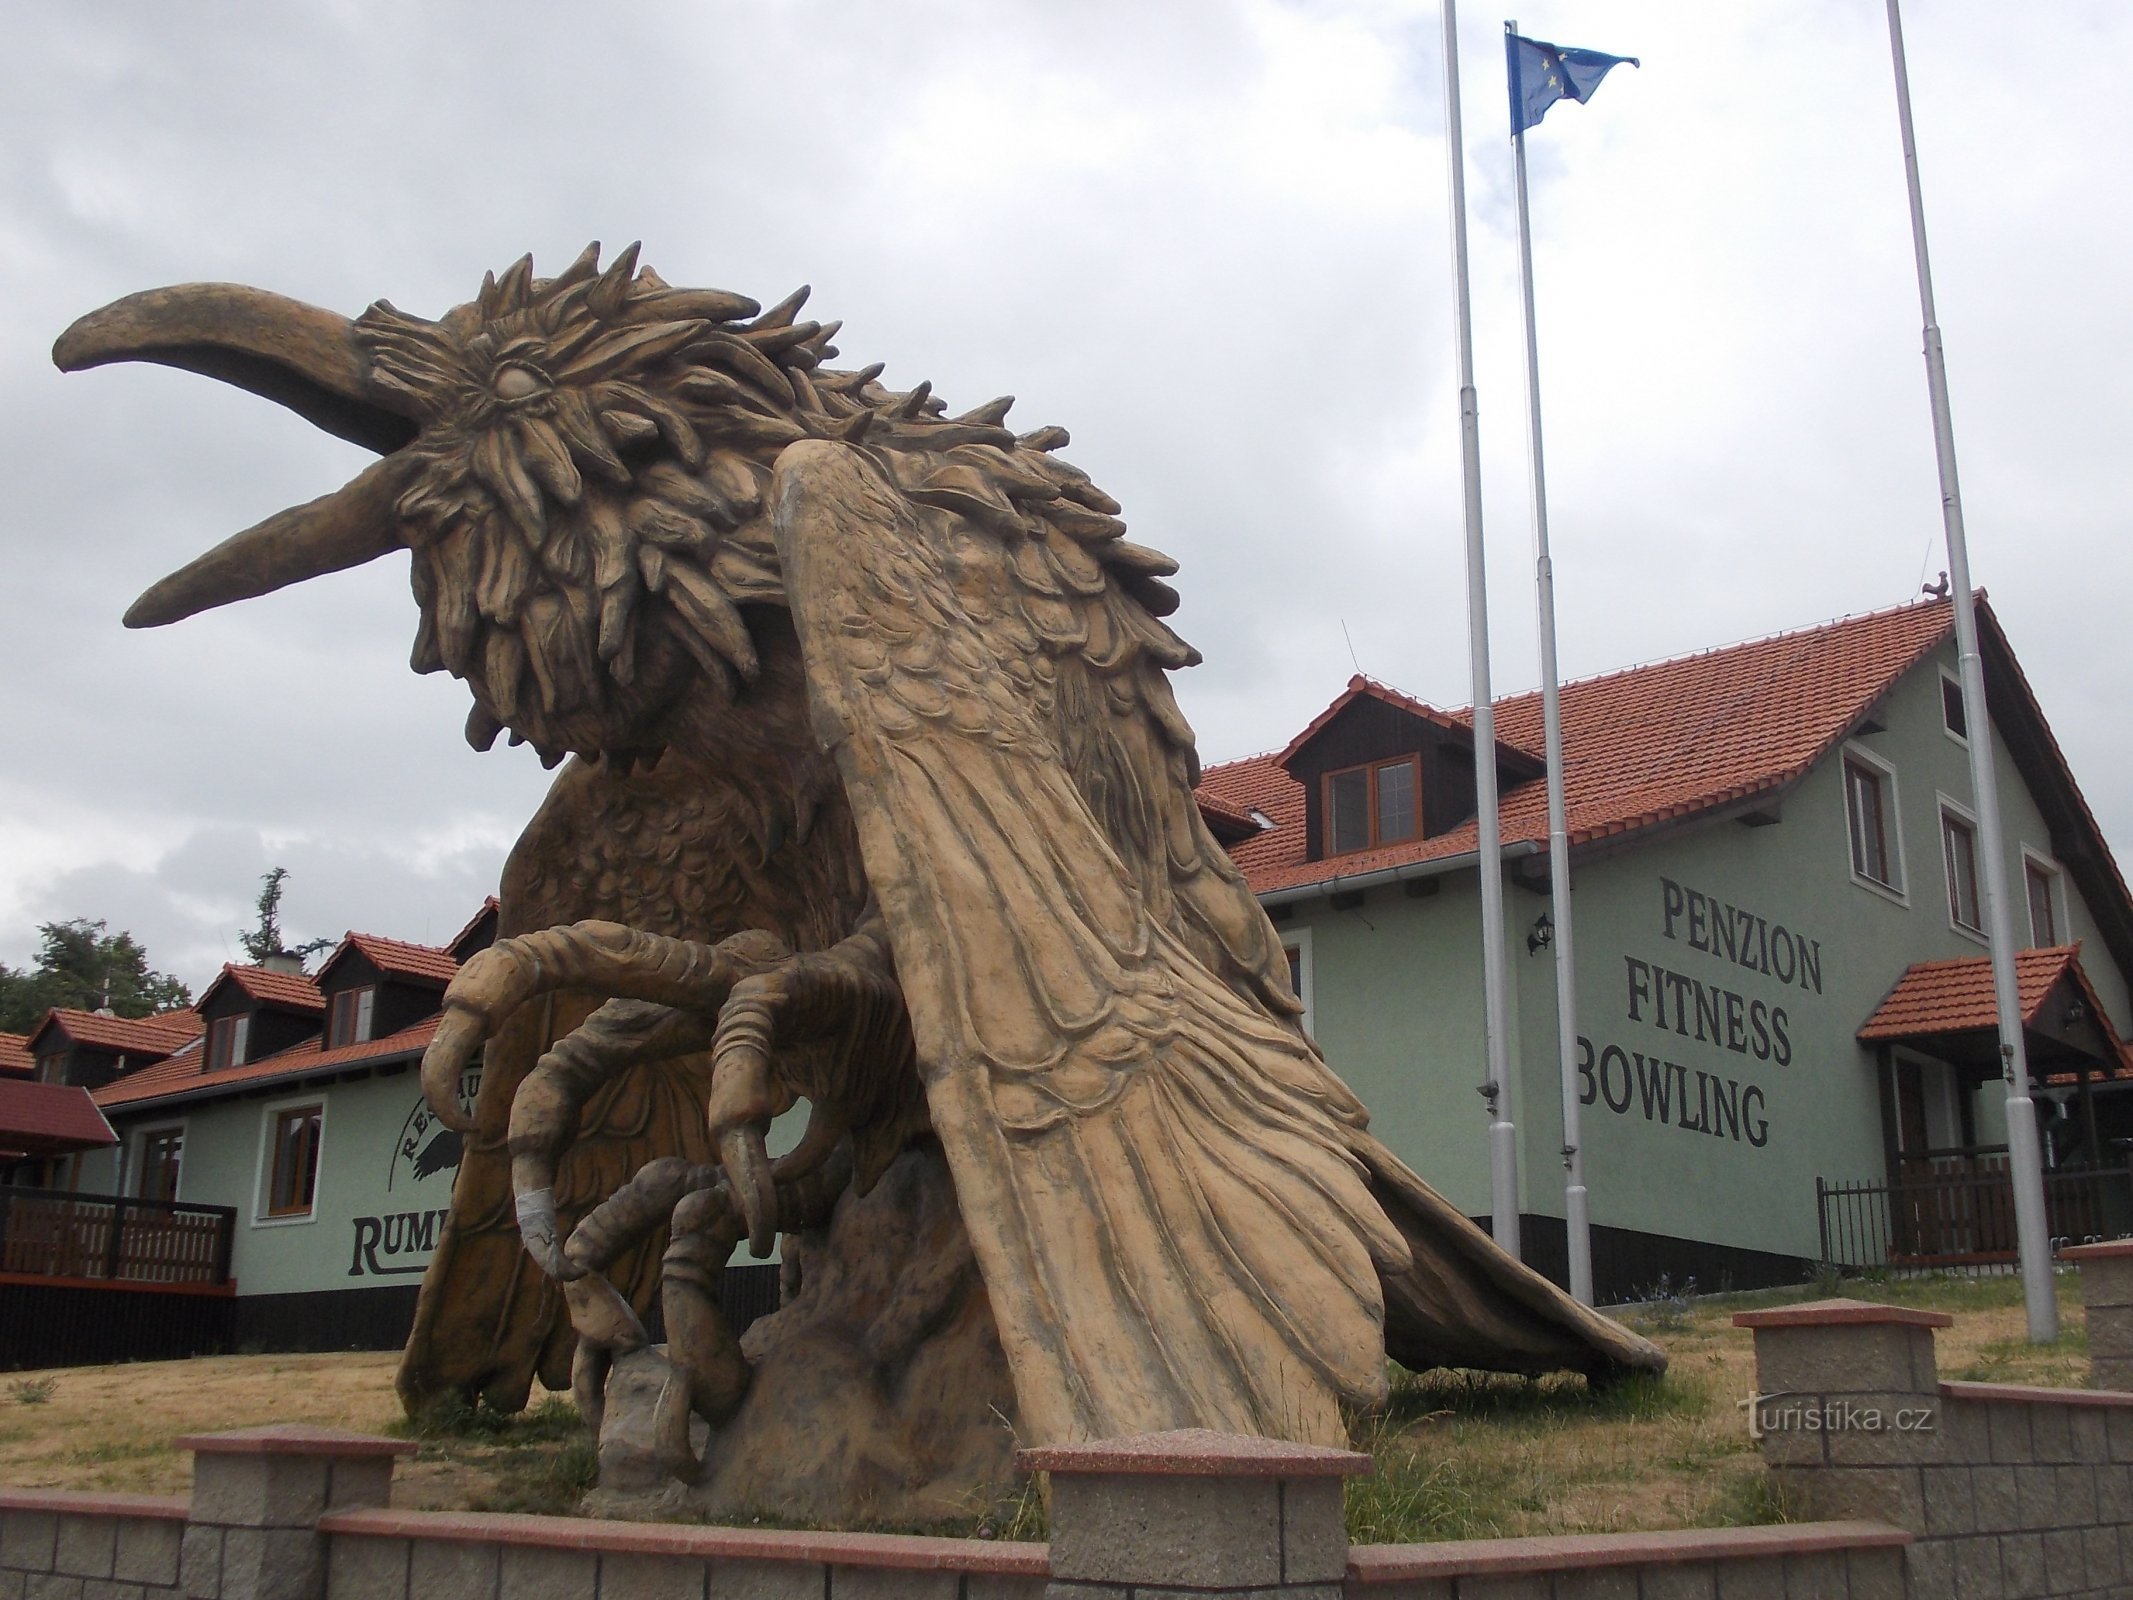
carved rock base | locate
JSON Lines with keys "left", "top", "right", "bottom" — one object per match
{"left": 588, "top": 1140, "right": 1021, "bottom": 1528}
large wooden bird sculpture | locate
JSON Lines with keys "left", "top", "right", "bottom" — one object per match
{"left": 57, "top": 246, "right": 1659, "bottom": 1517}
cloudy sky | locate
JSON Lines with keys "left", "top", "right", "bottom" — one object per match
{"left": 2, "top": 1, "right": 2126, "bottom": 993}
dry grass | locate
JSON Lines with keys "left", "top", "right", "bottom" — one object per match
{"left": 0, "top": 1270, "right": 2095, "bottom": 1538}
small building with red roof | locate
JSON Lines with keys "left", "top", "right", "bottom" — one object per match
{"left": 1197, "top": 595, "right": 2133, "bottom": 1294}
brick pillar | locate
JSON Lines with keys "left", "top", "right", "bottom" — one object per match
{"left": 2063, "top": 1239, "right": 2133, "bottom": 1391}
{"left": 1732, "top": 1298, "right": 1951, "bottom": 1533}
{"left": 1018, "top": 1428, "right": 1367, "bottom": 1600}
{"left": 175, "top": 1424, "right": 415, "bottom": 1600}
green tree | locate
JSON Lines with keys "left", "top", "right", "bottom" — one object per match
{"left": 237, "top": 867, "right": 331, "bottom": 966}
{"left": 0, "top": 920, "right": 193, "bottom": 1033}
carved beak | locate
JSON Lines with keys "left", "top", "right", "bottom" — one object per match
{"left": 54, "top": 283, "right": 426, "bottom": 628}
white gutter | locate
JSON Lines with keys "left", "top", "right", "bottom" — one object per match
{"left": 1258, "top": 839, "right": 1543, "bottom": 908}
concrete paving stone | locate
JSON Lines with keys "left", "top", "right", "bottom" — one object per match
{"left": 110, "top": 1521, "right": 178, "bottom": 1589}
{"left": 2099, "top": 1463, "right": 2133, "bottom": 1524}
{"left": 2095, "top": 1357, "right": 2133, "bottom": 1397}
{"left": 2109, "top": 1408, "right": 2133, "bottom": 1464}
{"left": 1802, "top": 1466, "right": 1925, "bottom": 1531}
{"left": 191, "top": 1457, "right": 331, "bottom": 1532}
{"left": 0, "top": 1572, "right": 22, "bottom": 1600}
{"left": 1638, "top": 1563, "right": 1717, "bottom": 1600}
{"left": 1048, "top": 1473, "right": 1280, "bottom": 1589}
{"left": 1166, "top": 1586, "right": 1341, "bottom": 1600}
{"left": 2016, "top": 1466, "right": 2060, "bottom": 1530}
{"left": 1821, "top": 1397, "right": 1940, "bottom": 1468}
{"left": 698, "top": 1558, "right": 819, "bottom": 1600}
{"left": 1779, "top": 1549, "right": 1846, "bottom": 1597}
{"left": 323, "top": 1461, "right": 395, "bottom": 1515}
{"left": 325, "top": 1534, "right": 407, "bottom": 1600}
{"left": 177, "top": 1528, "right": 220, "bottom": 1600}
{"left": 2071, "top": 1408, "right": 2112, "bottom": 1464}
{"left": 1347, "top": 1583, "right": 1452, "bottom": 1600}
{"left": 826, "top": 1568, "right": 957, "bottom": 1600}
{"left": 1713, "top": 1554, "right": 1786, "bottom": 1599}
{"left": 2045, "top": 1526, "right": 2087, "bottom": 1594}
{"left": 1844, "top": 1546, "right": 1906, "bottom": 1600}
{"left": 1904, "top": 1540, "right": 1955, "bottom": 1597}
{"left": 497, "top": 1545, "right": 597, "bottom": 1600}
{"left": 1990, "top": 1405, "right": 2037, "bottom": 1466}
{"left": 1948, "top": 1535, "right": 2004, "bottom": 1600}
{"left": 1973, "top": 1465, "right": 2019, "bottom": 1533}
{"left": 597, "top": 1551, "right": 707, "bottom": 1600}
{"left": 1752, "top": 1420, "right": 1825, "bottom": 1469}
{"left": 1, "top": 1516, "right": 58, "bottom": 1575}
{"left": 1937, "top": 1400, "right": 1991, "bottom": 1465}
{"left": 2079, "top": 1258, "right": 2133, "bottom": 1311}
{"left": 2058, "top": 1463, "right": 2102, "bottom": 1526}
{"left": 51, "top": 1522, "right": 113, "bottom": 1582}
{"left": 962, "top": 1575, "right": 1046, "bottom": 1600}
{"left": 1925, "top": 1467, "right": 1978, "bottom": 1535}
{"left": 1280, "top": 1479, "right": 1347, "bottom": 1584}
{"left": 407, "top": 1538, "right": 496, "bottom": 1600}
{"left": 1549, "top": 1569, "right": 1638, "bottom": 1600}
{"left": 217, "top": 1527, "right": 323, "bottom": 1600}
{"left": 1999, "top": 1531, "right": 2045, "bottom": 1596}
{"left": 1445, "top": 1576, "right": 1550, "bottom": 1600}
{"left": 2089, "top": 1314, "right": 2133, "bottom": 1363}
{"left": 1039, "top": 1585, "right": 1125, "bottom": 1600}
{"left": 2033, "top": 1406, "right": 2078, "bottom": 1465}
{"left": 2082, "top": 1523, "right": 2124, "bottom": 1589}
{"left": 78, "top": 1582, "right": 143, "bottom": 1600}
{"left": 23, "top": 1577, "right": 83, "bottom": 1600}
{"left": 1754, "top": 1325, "right": 1936, "bottom": 1398}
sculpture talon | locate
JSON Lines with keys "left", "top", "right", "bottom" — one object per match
{"left": 60, "top": 245, "right": 1667, "bottom": 1523}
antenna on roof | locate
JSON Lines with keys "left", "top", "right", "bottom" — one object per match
{"left": 1340, "top": 619, "right": 1362, "bottom": 677}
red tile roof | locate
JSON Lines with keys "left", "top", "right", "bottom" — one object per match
{"left": 0, "top": 1078, "right": 118, "bottom": 1154}
{"left": 330, "top": 932, "right": 460, "bottom": 987}
{"left": 205, "top": 965, "right": 325, "bottom": 1013}
{"left": 26, "top": 1009, "right": 205, "bottom": 1059}
{"left": 0, "top": 1035, "right": 32, "bottom": 1077}
{"left": 448, "top": 898, "right": 501, "bottom": 958}
{"left": 1858, "top": 945, "right": 2089, "bottom": 1039}
{"left": 94, "top": 1017, "right": 441, "bottom": 1112}
{"left": 1198, "top": 597, "right": 1959, "bottom": 896}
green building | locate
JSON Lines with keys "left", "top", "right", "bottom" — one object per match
{"left": 1196, "top": 596, "right": 2133, "bottom": 1299}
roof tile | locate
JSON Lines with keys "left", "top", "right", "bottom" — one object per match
{"left": 209, "top": 965, "right": 325, "bottom": 1012}
{"left": 0, "top": 1078, "right": 118, "bottom": 1152}
{"left": 28, "top": 1009, "right": 204, "bottom": 1058}
{"left": 93, "top": 1018, "right": 441, "bottom": 1112}
{"left": 334, "top": 933, "right": 460, "bottom": 987}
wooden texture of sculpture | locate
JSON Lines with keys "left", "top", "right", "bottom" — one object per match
{"left": 57, "top": 246, "right": 1662, "bottom": 1522}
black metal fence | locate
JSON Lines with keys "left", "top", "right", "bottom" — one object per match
{"left": 0, "top": 1186, "right": 235, "bottom": 1285}
{"left": 1817, "top": 1161, "right": 2133, "bottom": 1273}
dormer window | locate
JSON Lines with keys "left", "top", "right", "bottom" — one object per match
{"left": 1325, "top": 757, "right": 1420, "bottom": 855}
{"left": 327, "top": 987, "right": 376, "bottom": 1048}
{"left": 206, "top": 1014, "right": 249, "bottom": 1071}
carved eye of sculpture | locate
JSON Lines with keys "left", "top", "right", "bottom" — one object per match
{"left": 491, "top": 362, "right": 550, "bottom": 404}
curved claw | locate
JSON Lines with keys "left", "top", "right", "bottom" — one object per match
{"left": 420, "top": 1008, "right": 488, "bottom": 1133}
{"left": 719, "top": 1125, "right": 777, "bottom": 1257}
{"left": 515, "top": 1186, "right": 578, "bottom": 1279}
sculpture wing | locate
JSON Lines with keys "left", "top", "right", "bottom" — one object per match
{"left": 772, "top": 438, "right": 1410, "bottom": 1447}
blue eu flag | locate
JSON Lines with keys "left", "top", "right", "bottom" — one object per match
{"left": 1507, "top": 32, "right": 1637, "bottom": 136}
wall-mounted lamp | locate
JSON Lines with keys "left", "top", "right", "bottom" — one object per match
{"left": 2067, "top": 999, "right": 2089, "bottom": 1027}
{"left": 1526, "top": 911, "right": 1554, "bottom": 955}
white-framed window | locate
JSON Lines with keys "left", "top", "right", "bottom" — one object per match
{"left": 1939, "top": 668, "right": 1969, "bottom": 746}
{"left": 2025, "top": 849, "right": 2066, "bottom": 946}
{"left": 1939, "top": 796, "right": 1985, "bottom": 940}
{"left": 326, "top": 987, "right": 376, "bottom": 1049}
{"left": 1842, "top": 743, "right": 1906, "bottom": 901}
{"left": 130, "top": 1122, "right": 186, "bottom": 1202}
{"left": 1281, "top": 926, "right": 1316, "bottom": 1037}
{"left": 252, "top": 1095, "right": 326, "bottom": 1225}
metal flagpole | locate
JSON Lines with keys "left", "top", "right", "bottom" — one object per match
{"left": 1883, "top": 0, "right": 2056, "bottom": 1342}
{"left": 1440, "top": 0, "right": 1519, "bottom": 1256}
{"left": 1506, "top": 20, "right": 1591, "bottom": 1305}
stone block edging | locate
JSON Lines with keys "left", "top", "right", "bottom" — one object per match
{"left": 1345, "top": 1520, "right": 1911, "bottom": 1581}
{"left": 1732, "top": 1298, "right": 1954, "bottom": 1331}
{"left": 318, "top": 1507, "right": 1051, "bottom": 1574}
{"left": 1942, "top": 1380, "right": 2133, "bottom": 1409}
{"left": 0, "top": 1489, "right": 189, "bottom": 1520}
{"left": 1017, "top": 1426, "right": 1372, "bottom": 1477}
{"left": 175, "top": 1424, "right": 416, "bottom": 1458}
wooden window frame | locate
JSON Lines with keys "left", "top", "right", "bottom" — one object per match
{"left": 259, "top": 1101, "right": 325, "bottom": 1222}
{"left": 133, "top": 1123, "right": 185, "bottom": 1202}
{"left": 1321, "top": 755, "right": 1423, "bottom": 857}
{"left": 1281, "top": 927, "right": 1315, "bottom": 1037}
{"left": 206, "top": 1013, "right": 249, "bottom": 1072}
{"left": 1940, "top": 800, "right": 1984, "bottom": 938}
{"left": 1939, "top": 668, "right": 1969, "bottom": 745}
{"left": 327, "top": 986, "right": 376, "bottom": 1049}
{"left": 2024, "top": 849, "right": 2064, "bottom": 947}
{"left": 1842, "top": 745, "right": 1905, "bottom": 899}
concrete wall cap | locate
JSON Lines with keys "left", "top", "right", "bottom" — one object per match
{"left": 318, "top": 1507, "right": 1050, "bottom": 1573}
{"left": 1941, "top": 1379, "right": 2133, "bottom": 1409}
{"left": 177, "top": 1424, "right": 417, "bottom": 1457}
{"left": 1016, "top": 1428, "right": 1372, "bottom": 1478}
{"left": 1731, "top": 1298, "right": 1953, "bottom": 1330}
{"left": 0, "top": 1489, "right": 190, "bottom": 1520}
{"left": 1346, "top": 1520, "right": 1912, "bottom": 1581}
{"left": 2060, "top": 1240, "right": 2133, "bottom": 1261}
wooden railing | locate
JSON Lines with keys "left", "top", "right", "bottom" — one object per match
{"left": 1817, "top": 1158, "right": 2133, "bottom": 1272}
{"left": 0, "top": 1187, "right": 234, "bottom": 1286}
